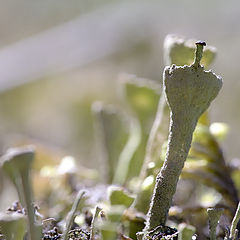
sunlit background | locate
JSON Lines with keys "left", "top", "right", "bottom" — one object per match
{"left": 0, "top": 0, "right": 240, "bottom": 183}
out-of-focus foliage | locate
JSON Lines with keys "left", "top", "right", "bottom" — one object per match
{"left": 0, "top": 213, "right": 26, "bottom": 240}
{"left": 164, "top": 35, "right": 216, "bottom": 68}
{"left": 118, "top": 76, "right": 161, "bottom": 181}
{"left": 92, "top": 102, "right": 130, "bottom": 183}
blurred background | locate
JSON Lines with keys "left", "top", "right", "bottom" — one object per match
{"left": 0, "top": 0, "right": 240, "bottom": 169}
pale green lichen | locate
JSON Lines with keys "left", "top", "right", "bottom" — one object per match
{"left": 62, "top": 190, "right": 86, "bottom": 240}
{"left": 135, "top": 35, "right": 218, "bottom": 213}
{"left": 92, "top": 102, "right": 131, "bottom": 184}
{"left": 178, "top": 223, "right": 196, "bottom": 240}
{"left": 119, "top": 76, "right": 161, "bottom": 181}
{"left": 164, "top": 34, "right": 217, "bottom": 68}
{"left": 229, "top": 201, "right": 240, "bottom": 240}
{"left": 207, "top": 208, "right": 223, "bottom": 240}
{"left": 144, "top": 42, "right": 222, "bottom": 233}
{"left": 0, "top": 213, "right": 26, "bottom": 240}
{"left": 90, "top": 206, "right": 102, "bottom": 240}
{"left": 107, "top": 185, "right": 135, "bottom": 207}
{"left": 0, "top": 146, "right": 41, "bottom": 240}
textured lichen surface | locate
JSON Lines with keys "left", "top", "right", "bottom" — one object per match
{"left": 164, "top": 64, "right": 222, "bottom": 119}
{"left": 144, "top": 44, "right": 223, "bottom": 233}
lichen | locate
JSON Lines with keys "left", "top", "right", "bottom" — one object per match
{"left": 143, "top": 42, "right": 223, "bottom": 234}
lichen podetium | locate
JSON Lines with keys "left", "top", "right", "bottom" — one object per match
{"left": 143, "top": 42, "right": 223, "bottom": 234}
{"left": 0, "top": 146, "right": 41, "bottom": 240}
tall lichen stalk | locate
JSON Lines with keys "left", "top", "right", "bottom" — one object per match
{"left": 143, "top": 42, "right": 223, "bottom": 233}
{"left": 0, "top": 147, "right": 41, "bottom": 240}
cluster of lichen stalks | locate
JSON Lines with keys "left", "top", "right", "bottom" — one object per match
{"left": 1, "top": 38, "right": 240, "bottom": 240}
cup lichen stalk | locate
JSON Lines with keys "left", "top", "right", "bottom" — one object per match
{"left": 62, "top": 190, "right": 86, "bottom": 240}
{"left": 90, "top": 206, "right": 102, "bottom": 240}
{"left": 134, "top": 36, "right": 217, "bottom": 214}
{"left": 144, "top": 41, "right": 223, "bottom": 233}
{"left": 0, "top": 146, "right": 41, "bottom": 240}
{"left": 142, "top": 36, "right": 217, "bottom": 174}
{"left": 229, "top": 201, "right": 240, "bottom": 239}
{"left": 207, "top": 208, "right": 223, "bottom": 240}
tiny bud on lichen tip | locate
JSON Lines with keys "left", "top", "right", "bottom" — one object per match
{"left": 193, "top": 41, "right": 206, "bottom": 68}
{"left": 196, "top": 41, "right": 206, "bottom": 46}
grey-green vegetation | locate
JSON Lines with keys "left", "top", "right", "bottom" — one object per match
{"left": 0, "top": 146, "right": 42, "bottom": 240}
{"left": 207, "top": 208, "right": 224, "bottom": 240}
{"left": 144, "top": 42, "right": 222, "bottom": 233}
{"left": 0, "top": 35, "right": 240, "bottom": 240}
